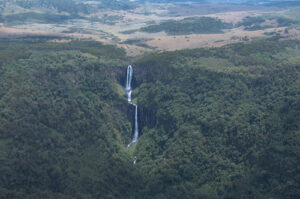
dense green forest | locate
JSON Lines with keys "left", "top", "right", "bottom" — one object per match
{"left": 0, "top": 39, "right": 143, "bottom": 198}
{"left": 140, "top": 17, "right": 233, "bottom": 35}
{"left": 133, "top": 37, "right": 300, "bottom": 198}
{"left": 0, "top": 37, "right": 299, "bottom": 198}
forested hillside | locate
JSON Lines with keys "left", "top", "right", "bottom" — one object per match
{"left": 133, "top": 37, "right": 300, "bottom": 198}
{"left": 0, "top": 40, "right": 143, "bottom": 198}
{"left": 0, "top": 37, "right": 299, "bottom": 198}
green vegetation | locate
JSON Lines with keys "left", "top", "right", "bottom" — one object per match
{"left": 284, "top": 7, "right": 300, "bottom": 20}
{"left": 0, "top": 39, "right": 127, "bottom": 66}
{"left": 0, "top": 0, "right": 136, "bottom": 25}
{"left": 14, "top": 0, "right": 90, "bottom": 15}
{"left": 13, "top": 0, "right": 137, "bottom": 12}
{"left": 236, "top": 15, "right": 298, "bottom": 31}
{"left": 263, "top": 1, "right": 300, "bottom": 8}
{"left": 133, "top": 37, "right": 300, "bottom": 198}
{"left": 120, "top": 29, "right": 139, "bottom": 34}
{"left": 121, "top": 39, "right": 155, "bottom": 49}
{"left": 0, "top": 39, "right": 142, "bottom": 198}
{"left": 274, "top": 16, "right": 298, "bottom": 27}
{"left": 236, "top": 16, "right": 268, "bottom": 31}
{"left": 140, "top": 17, "right": 233, "bottom": 35}
{"left": 92, "top": 14, "right": 124, "bottom": 25}
{"left": 1, "top": 12, "right": 74, "bottom": 25}
{"left": 0, "top": 37, "right": 300, "bottom": 198}
{"left": 97, "top": 0, "right": 137, "bottom": 11}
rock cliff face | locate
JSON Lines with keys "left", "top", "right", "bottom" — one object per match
{"left": 114, "top": 66, "right": 137, "bottom": 92}
{"left": 139, "top": 106, "right": 157, "bottom": 131}
{"left": 124, "top": 103, "right": 156, "bottom": 140}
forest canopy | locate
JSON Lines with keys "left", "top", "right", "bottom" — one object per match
{"left": 0, "top": 37, "right": 299, "bottom": 198}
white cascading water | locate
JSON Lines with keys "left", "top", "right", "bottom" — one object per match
{"left": 125, "top": 65, "right": 139, "bottom": 149}
{"left": 127, "top": 104, "right": 138, "bottom": 148}
{"left": 125, "top": 65, "right": 133, "bottom": 102}
{"left": 133, "top": 105, "right": 138, "bottom": 142}
{"left": 127, "top": 90, "right": 132, "bottom": 103}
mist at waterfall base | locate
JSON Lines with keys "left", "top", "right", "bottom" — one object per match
{"left": 125, "top": 65, "right": 139, "bottom": 149}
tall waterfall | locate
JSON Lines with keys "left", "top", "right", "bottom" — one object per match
{"left": 125, "top": 65, "right": 139, "bottom": 149}
{"left": 125, "top": 65, "right": 133, "bottom": 102}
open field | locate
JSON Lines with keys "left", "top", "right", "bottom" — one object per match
{"left": 144, "top": 27, "right": 300, "bottom": 50}
{"left": 1, "top": 1, "right": 300, "bottom": 55}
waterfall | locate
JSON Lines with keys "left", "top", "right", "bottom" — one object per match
{"left": 125, "top": 65, "right": 139, "bottom": 149}
{"left": 127, "top": 105, "right": 138, "bottom": 148}
{"left": 125, "top": 65, "right": 133, "bottom": 91}
{"left": 125, "top": 65, "right": 133, "bottom": 102}
{"left": 128, "top": 90, "right": 132, "bottom": 103}
{"left": 133, "top": 105, "right": 139, "bottom": 143}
